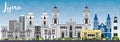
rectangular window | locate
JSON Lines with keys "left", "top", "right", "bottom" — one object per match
{"left": 77, "top": 32, "right": 80, "bottom": 38}
{"left": 114, "top": 26, "right": 117, "bottom": 30}
{"left": 52, "top": 29, "right": 55, "bottom": 34}
{"left": 44, "top": 21, "right": 46, "bottom": 25}
{"left": 60, "top": 26, "right": 67, "bottom": 29}
{"left": 44, "top": 30, "right": 47, "bottom": 34}
{"left": 61, "top": 33, "right": 64, "bottom": 38}
{"left": 75, "top": 26, "right": 82, "bottom": 29}
{"left": 85, "top": 18, "right": 88, "bottom": 24}
{"left": 70, "top": 26, "right": 72, "bottom": 30}
{"left": 114, "top": 33, "right": 118, "bottom": 36}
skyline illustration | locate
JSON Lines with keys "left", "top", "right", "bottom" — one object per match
{"left": 0, "top": 0, "right": 120, "bottom": 39}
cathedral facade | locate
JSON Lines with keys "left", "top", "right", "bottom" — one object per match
{"left": 93, "top": 14, "right": 112, "bottom": 39}
{"left": 41, "top": 6, "right": 92, "bottom": 40}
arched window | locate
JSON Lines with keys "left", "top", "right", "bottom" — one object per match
{"left": 29, "top": 21, "right": 32, "bottom": 25}
{"left": 30, "top": 16, "right": 32, "bottom": 19}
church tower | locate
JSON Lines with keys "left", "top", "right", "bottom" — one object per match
{"left": 41, "top": 11, "right": 49, "bottom": 28}
{"left": 26, "top": 11, "right": 35, "bottom": 39}
{"left": 112, "top": 16, "right": 119, "bottom": 37}
{"left": 93, "top": 14, "right": 99, "bottom": 30}
{"left": 105, "top": 14, "right": 111, "bottom": 39}
{"left": 41, "top": 11, "right": 49, "bottom": 39}
{"left": 83, "top": 6, "right": 90, "bottom": 24}
{"left": 52, "top": 6, "right": 59, "bottom": 24}
{"left": 106, "top": 14, "right": 111, "bottom": 32}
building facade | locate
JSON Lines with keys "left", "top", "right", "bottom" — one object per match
{"left": 81, "top": 30, "right": 101, "bottom": 40}
{"left": 93, "top": 14, "right": 112, "bottom": 39}
{"left": 112, "top": 16, "right": 120, "bottom": 38}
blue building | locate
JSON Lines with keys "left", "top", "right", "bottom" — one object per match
{"left": 93, "top": 14, "right": 111, "bottom": 39}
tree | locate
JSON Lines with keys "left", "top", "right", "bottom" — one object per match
{"left": 39, "top": 37, "right": 44, "bottom": 40}
{"left": 102, "top": 38, "right": 106, "bottom": 40}
{"left": 112, "top": 36, "right": 119, "bottom": 40}
{"left": 105, "top": 36, "right": 110, "bottom": 40}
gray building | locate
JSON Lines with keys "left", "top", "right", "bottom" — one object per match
{"left": 9, "top": 20, "right": 17, "bottom": 32}
{"left": 19, "top": 15, "right": 25, "bottom": 31}
{"left": 34, "top": 26, "right": 41, "bottom": 40}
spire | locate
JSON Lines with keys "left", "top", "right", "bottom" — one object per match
{"left": 107, "top": 14, "right": 111, "bottom": 20}
{"left": 94, "top": 14, "right": 98, "bottom": 20}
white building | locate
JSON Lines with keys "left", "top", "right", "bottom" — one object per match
{"left": 112, "top": 16, "right": 120, "bottom": 38}
{"left": 1, "top": 6, "right": 92, "bottom": 40}
{"left": 41, "top": 6, "right": 92, "bottom": 40}
{"left": 26, "top": 11, "right": 35, "bottom": 40}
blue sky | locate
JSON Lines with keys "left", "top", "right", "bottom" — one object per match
{"left": 0, "top": 0, "right": 120, "bottom": 38}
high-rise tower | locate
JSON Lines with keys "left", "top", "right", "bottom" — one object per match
{"left": 19, "top": 15, "right": 25, "bottom": 31}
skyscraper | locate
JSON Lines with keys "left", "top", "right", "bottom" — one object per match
{"left": 9, "top": 20, "right": 17, "bottom": 32}
{"left": 19, "top": 15, "right": 25, "bottom": 31}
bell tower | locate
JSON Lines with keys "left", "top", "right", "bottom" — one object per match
{"left": 41, "top": 11, "right": 48, "bottom": 28}
{"left": 52, "top": 6, "right": 59, "bottom": 24}
{"left": 83, "top": 6, "right": 90, "bottom": 24}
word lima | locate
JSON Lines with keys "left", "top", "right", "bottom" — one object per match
{"left": 3, "top": 2, "right": 22, "bottom": 13}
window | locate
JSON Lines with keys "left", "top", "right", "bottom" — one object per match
{"left": 85, "top": 18, "right": 88, "bottom": 24}
{"left": 53, "top": 36, "right": 54, "bottom": 39}
{"left": 44, "top": 30, "right": 47, "bottom": 34}
{"left": 45, "top": 36, "right": 47, "bottom": 39}
{"left": 88, "top": 34, "right": 95, "bottom": 37}
{"left": 114, "top": 26, "right": 117, "bottom": 30}
{"left": 30, "top": 17, "right": 32, "bottom": 19}
{"left": 96, "top": 33, "right": 98, "bottom": 37}
{"left": 29, "top": 21, "right": 32, "bottom": 25}
{"left": 54, "top": 19, "right": 57, "bottom": 24}
{"left": 70, "top": 25, "right": 72, "bottom": 30}
{"left": 36, "top": 26, "right": 40, "bottom": 31}
{"left": 60, "top": 26, "right": 67, "bottom": 29}
{"left": 75, "top": 26, "right": 82, "bottom": 29}
{"left": 36, "top": 35, "right": 39, "bottom": 40}
{"left": 52, "top": 29, "right": 55, "bottom": 34}
{"left": 77, "top": 32, "right": 80, "bottom": 38}
{"left": 114, "top": 17, "right": 117, "bottom": 23}
{"left": 69, "top": 32, "right": 72, "bottom": 38}
{"left": 44, "top": 16, "right": 46, "bottom": 19}
{"left": 114, "top": 33, "right": 118, "bottom": 36}
{"left": 61, "top": 33, "right": 64, "bottom": 38}
{"left": 44, "top": 21, "right": 46, "bottom": 25}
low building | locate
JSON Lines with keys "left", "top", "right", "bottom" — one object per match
{"left": 81, "top": 30, "right": 101, "bottom": 40}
